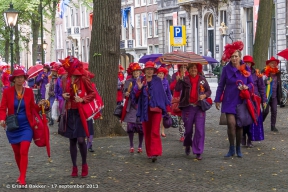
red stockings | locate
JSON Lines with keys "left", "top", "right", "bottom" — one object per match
{"left": 11, "top": 141, "right": 31, "bottom": 184}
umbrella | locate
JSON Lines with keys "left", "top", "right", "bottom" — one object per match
{"left": 120, "top": 82, "right": 133, "bottom": 122}
{"left": 139, "top": 54, "right": 163, "bottom": 63}
{"left": 41, "top": 100, "right": 51, "bottom": 162}
{"left": 202, "top": 56, "right": 219, "bottom": 64}
{"left": 236, "top": 80, "right": 257, "bottom": 125}
{"left": 158, "top": 51, "right": 208, "bottom": 65}
{"left": 73, "top": 84, "right": 90, "bottom": 137}
{"left": 265, "top": 77, "right": 273, "bottom": 105}
{"left": 27, "top": 64, "right": 43, "bottom": 79}
{"left": 277, "top": 48, "right": 288, "bottom": 60}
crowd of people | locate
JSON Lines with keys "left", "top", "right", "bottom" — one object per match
{"left": 0, "top": 40, "right": 284, "bottom": 186}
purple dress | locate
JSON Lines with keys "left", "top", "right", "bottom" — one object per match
{"left": 214, "top": 62, "right": 253, "bottom": 114}
{"left": 55, "top": 77, "right": 64, "bottom": 113}
{"left": 36, "top": 71, "right": 49, "bottom": 99}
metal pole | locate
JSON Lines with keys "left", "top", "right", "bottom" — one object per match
{"left": 10, "top": 27, "right": 14, "bottom": 72}
{"left": 40, "top": 0, "right": 44, "bottom": 64}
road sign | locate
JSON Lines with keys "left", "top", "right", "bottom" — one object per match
{"left": 170, "top": 26, "right": 186, "bottom": 46}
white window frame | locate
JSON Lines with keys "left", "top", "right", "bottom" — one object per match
{"left": 70, "top": 8, "right": 74, "bottom": 26}
{"left": 142, "top": 13, "right": 147, "bottom": 46}
{"left": 80, "top": 3, "right": 88, "bottom": 28}
{"left": 82, "top": 39, "right": 86, "bottom": 62}
{"left": 135, "top": 0, "right": 140, "bottom": 7}
{"left": 148, "top": 0, "right": 153, "bottom": 5}
{"left": 148, "top": 13, "right": 153, "bottom": 38}
{"left": 154, "top": 45, "right": 159, "bottom": 53}
{"left": 148, "top": 45, "right": 153, "bottom": 54}
{"left": 60, "top": 24, "right": 63, "bottom": 49}
{"left": 135, "top": 14, "right": 141, "bottom": 47}
{"left": 154, "top": 12, "right": 158, "bottom": 37}
{"left": 86, "top": 38, "right": 90, "bottom": 62}
{"left": 154, "top": 0, "right": 157, "bottom": 4}
{"left": 141, "top": 0, "right": 146, "bottom": 6}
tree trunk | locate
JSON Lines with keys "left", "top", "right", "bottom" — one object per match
{"left": 89, "top": 0, "right": 126, "bottom": 137}
{"left": 14, "top": 24, "right": 20, "bottom": 64}
{"left": 50, "top": 0, "right": 57, "bottom": 62}
{"left": 31, "top": 4, "right": 41, "bottom": 65}
{"left": 253, "top": 0, "right": 274, "bottom": 69}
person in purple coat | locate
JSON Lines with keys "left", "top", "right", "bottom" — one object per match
{"left": 214, "top": 41, "right": 253, "bottom": 158}
{"left": 122, "top": 63, "right": 144, "bottom": 153}
{"left": 36, "top": 65, "right": 50, "bottom": 99}
{"left": 55, "top": 67, "right": 67, "bottom": 113}
{"left": 242, "top": 55, "right": 267, "bottom": 147}
{"left": 175, "top": 63, "right": 211, "bottom": 160}
{"left": 157, "top": 67, "right": 172, "bottom": 137}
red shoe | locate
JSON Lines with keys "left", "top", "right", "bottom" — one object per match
{"left": 180, "top": 137, "right": 184, "bottom": 142}
{"left": 137, "top": 148, "right": 142, "bottom": 153}
{"left": 161, "top": 133, "right": 166, "bottom": 137}
{"left": 71, "top": 166, "right": 78, "bottom": 177}
{"left": 81, "top": 164, "right": 88, "bottom": 177}
{"left": 130, "top": 147, "right": 134, "bottom": 153}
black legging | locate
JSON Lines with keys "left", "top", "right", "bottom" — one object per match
{"left": 226, "top": 114, "right": 242, "bottom": 147}
{"left": 69, "top": 137, "right": 87, "bottom": 166}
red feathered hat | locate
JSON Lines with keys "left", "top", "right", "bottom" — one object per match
{"left": 157, "top": 67, "right": 168, "bottom": 76}
{"left": 222, "top": 41, "right": 244, "bottom": 62}
{"left": 131, "top": 63, "right": 141, "bottom": 71}
{"left": 243, "top": 55, "right": 255, "bottom": 66}
{"left": 119, "top": 64, "right": 124, "bottom": 71}
{"left": 266, "top": 56, "right": 279, "bottom": 65}
{"left": 59, "top": 56, "right": 84, "bottom": 76}
{"left": 57, "top": 67, "right": 67, "bottom": 76}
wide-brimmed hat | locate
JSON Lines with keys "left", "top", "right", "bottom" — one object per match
{"left": 142, "top": 61, "right": 156, "bottom": 73}
{"left": 57, "top": 67, "right": 67, "bottom": 76}
{"left": 187, "top": 63, "right": 203, "bottom": 74}
{"left": 266, "top": 56, "right": 280, "bottom": 65}
{"left": 243, "top": 55, "right": 255, "bottom": 66}
{"left": 51, "top": 65, "right": 60, "bottom": 71}
{"left": 131, "top": 63, "right": 142, "bottom": 71}
{"left": 9, "top": 69, "right": 28, "bottom": 82}
{"left": 157, "top": 67, "right": 168, "bottom": 76}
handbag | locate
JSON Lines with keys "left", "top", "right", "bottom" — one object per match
{"left": 51, "top": 100, "right": 60, "bottom": 121}
{"left": 163, "top": 114, "right": 172, "bottom": 128}
{"left": 31, "top": 108, "right": 46, "bottom": 147}
{"left": 6, "top": 88, "right": 25, "bottom": 131}
{"left": 219, "top": 113, "right": 227, "bottom": 125}
{"left": 171, "top": 97, "right": 181, "bottom": 113}
{"left": 199, "top": 99, "right": 212, "bottom": 112}
{"left": 113, "top": 104, "right": 123, "bottom": 118}
{"left": 236, "top": 101, "right": 254, "bottom": 127}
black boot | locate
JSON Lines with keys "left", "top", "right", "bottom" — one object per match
{"left": 271, "top": 126, "right": 278, "bottom": 132}
{"left": 49, "top": 119, "right": 54, "bottom": 126}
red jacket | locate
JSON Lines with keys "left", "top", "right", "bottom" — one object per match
{"left": 0, "top": 87, "right": 41, "bottom": 128}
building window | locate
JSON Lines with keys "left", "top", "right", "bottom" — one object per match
{"left": 180, "top": 17, "right": 186, "bottom": 26}
{"left": 148, "top": 13, "right": 153, "bottom": 37}
{"left": 141, "top": 0, "right": 146, "bottom": 6}
{"left": 167, "top": 20, "right": 173, "bottom": 52}
{"left": 149, "top": 45, "right": 153, "bottom": 54}
{"left": 154, "top": 12, "right": 158, "bottom": 36}
{"left": 60, "top": 24, "right": 63, "bottom": 48}
{"left": 142, "top": 13, "right": 147, "bottom": 46}
{"left": 81, "top": 4, "right": 87, "bottom": 28}
{"left": 135, "top": 0, "right": 140, "bottom": 7}
{"left": 154, "top": 45, "right": 159, "bottom": 53}
{"left": 154, "top": 0, "right": 157, "bottom": 4}
{"left": 82, "top": 39, "right": 86, "bottom": 61}
{"left": 135, "top": 14, "right": 141, "bottom": 46}
{"left": 192, "top": 15, "right": 199, "bottom": 54}
{"left": 66, "top": 41, "right": 70, "bottom": 56}
{"left": 246, "top": 8, "right": 253, "bottom": 55}
{"left": 71, "top": 8, "right": 74, "bottom": 26}
{"left": 75, "top": 9, "right": 79, "bottom": 26}
{"left": 86, "top": 38, "right": 90, "bottom": 62}
{"left": 148, "top": 0, "right": 153, "bottom": 4}
{"left": 65, "top": 9, "right": 69, "bottom": 28}
{"left": 269, "top": 4, "right": 276, "bottom": 57}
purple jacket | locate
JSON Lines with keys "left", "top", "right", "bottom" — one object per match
{"left": 214, "top": 62, "right": 253, "bottom": 114}
{"left": 36, "top": 71, "right": 49, "bottom": 99}
{"left": 175, "top": 75, "right": 211, "bottom": 109}
{"left": 250, "top": 68, "right": 267, "bottom": 103}
{"left": 55, "top": 77, "right": 64, "bottom": 101}
{"left": 162, "top": 78, "right": 172, "bottom": 104}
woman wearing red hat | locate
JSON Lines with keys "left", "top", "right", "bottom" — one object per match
{"left": 214, "top": 41, "right": 253, "bottom": 158}
{"left": 117, "top": 64, "right": 125, "bottom": 105}
{"left": 55, "top": 67, "right": 67, "bottom": 113}
{"left": 175, "top": 63, "right": 211, "bottom": 160}
{"left": 1, "top": 66, "right": 11, "bottom": 90}
{"left": 262, "top": 56, "right": 282, "bottom": 132}
{"left": 242, "top": 55, "right": 267, "bottom": 147}
{"left": 157, "top": 67, "right": 172, "bottom": 137}
{"left": 170, "top": 64, "right": 189, "bottom": 142}
{"left": 122, "top": 63, "right": 144, "bottom": 153}
{"left": 133, "top": 61, "right": 171, "bottom": 162}
{"left": 0, "top": 69, "right": 47, "bottom": 185}
{"left": 60, "top": 57, "right": 96, "bottom": 177}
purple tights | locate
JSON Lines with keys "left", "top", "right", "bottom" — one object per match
{"left": 70, "top": 137, "right": 87, "bottom": 166}
{"left": 128, "top": 133, "right": 144, "bottom": 148}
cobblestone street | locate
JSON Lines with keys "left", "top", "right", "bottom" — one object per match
{"left": 0, "top": 103, "right": 288, "bottom": 191}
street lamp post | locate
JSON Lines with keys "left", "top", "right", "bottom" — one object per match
{"left": 4, "top": 2, "right": 19, "bottom": 72}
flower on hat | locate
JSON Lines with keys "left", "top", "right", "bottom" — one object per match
{"left": 222, "top": 41, "right": 244, "bottom": 62}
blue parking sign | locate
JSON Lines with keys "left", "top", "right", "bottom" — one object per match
{"left": 174, "top": 27, "right": 182, "bottom": 37}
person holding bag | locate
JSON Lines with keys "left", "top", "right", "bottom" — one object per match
{"left": 214, "top": 41, "right": 253, "bottom": 158}
{"left": 0, "top": 69, "right": 46, "bottom": 186}
{"left": 175, "top": 63, "right": 211, "bottom": 160}
{"left": 132, "top": 61, "right": 171, "bottom": 162}
{"left": 60, "top": 56, "right": 96, "bottom": 178}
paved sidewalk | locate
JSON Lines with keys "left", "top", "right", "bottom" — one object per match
{"left": 0, "top": 104, "right": 288, "bottom": 191}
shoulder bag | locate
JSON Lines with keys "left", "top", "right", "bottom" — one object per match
{"left": 6, "top": 88, "right": 25, "bottom": 131}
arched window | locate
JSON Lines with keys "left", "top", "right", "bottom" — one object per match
{"left": 207, "top": 13, "right": 214, "bottom": 28}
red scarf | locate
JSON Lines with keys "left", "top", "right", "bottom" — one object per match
{"left": 189, "top": 75, "right": 199, "bottom": 104}
{"left": 264, "top": 66, "right": 279, "bottom": 76}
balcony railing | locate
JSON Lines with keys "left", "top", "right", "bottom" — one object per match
{"left": 120, "top": 39, "right": 134, "bottom": 49}
{"left": 67, "top": 26, "right": 81, "bottom": 35}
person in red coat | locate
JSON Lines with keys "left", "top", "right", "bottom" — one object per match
{"left": 1, "top": 66, "right": 11, "bottom": 90}
{"left": 117, "top": 65, "right": 125, "bottom": 104}
{"left": 0, "top": 69, "right": 46, "bottom": 186}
